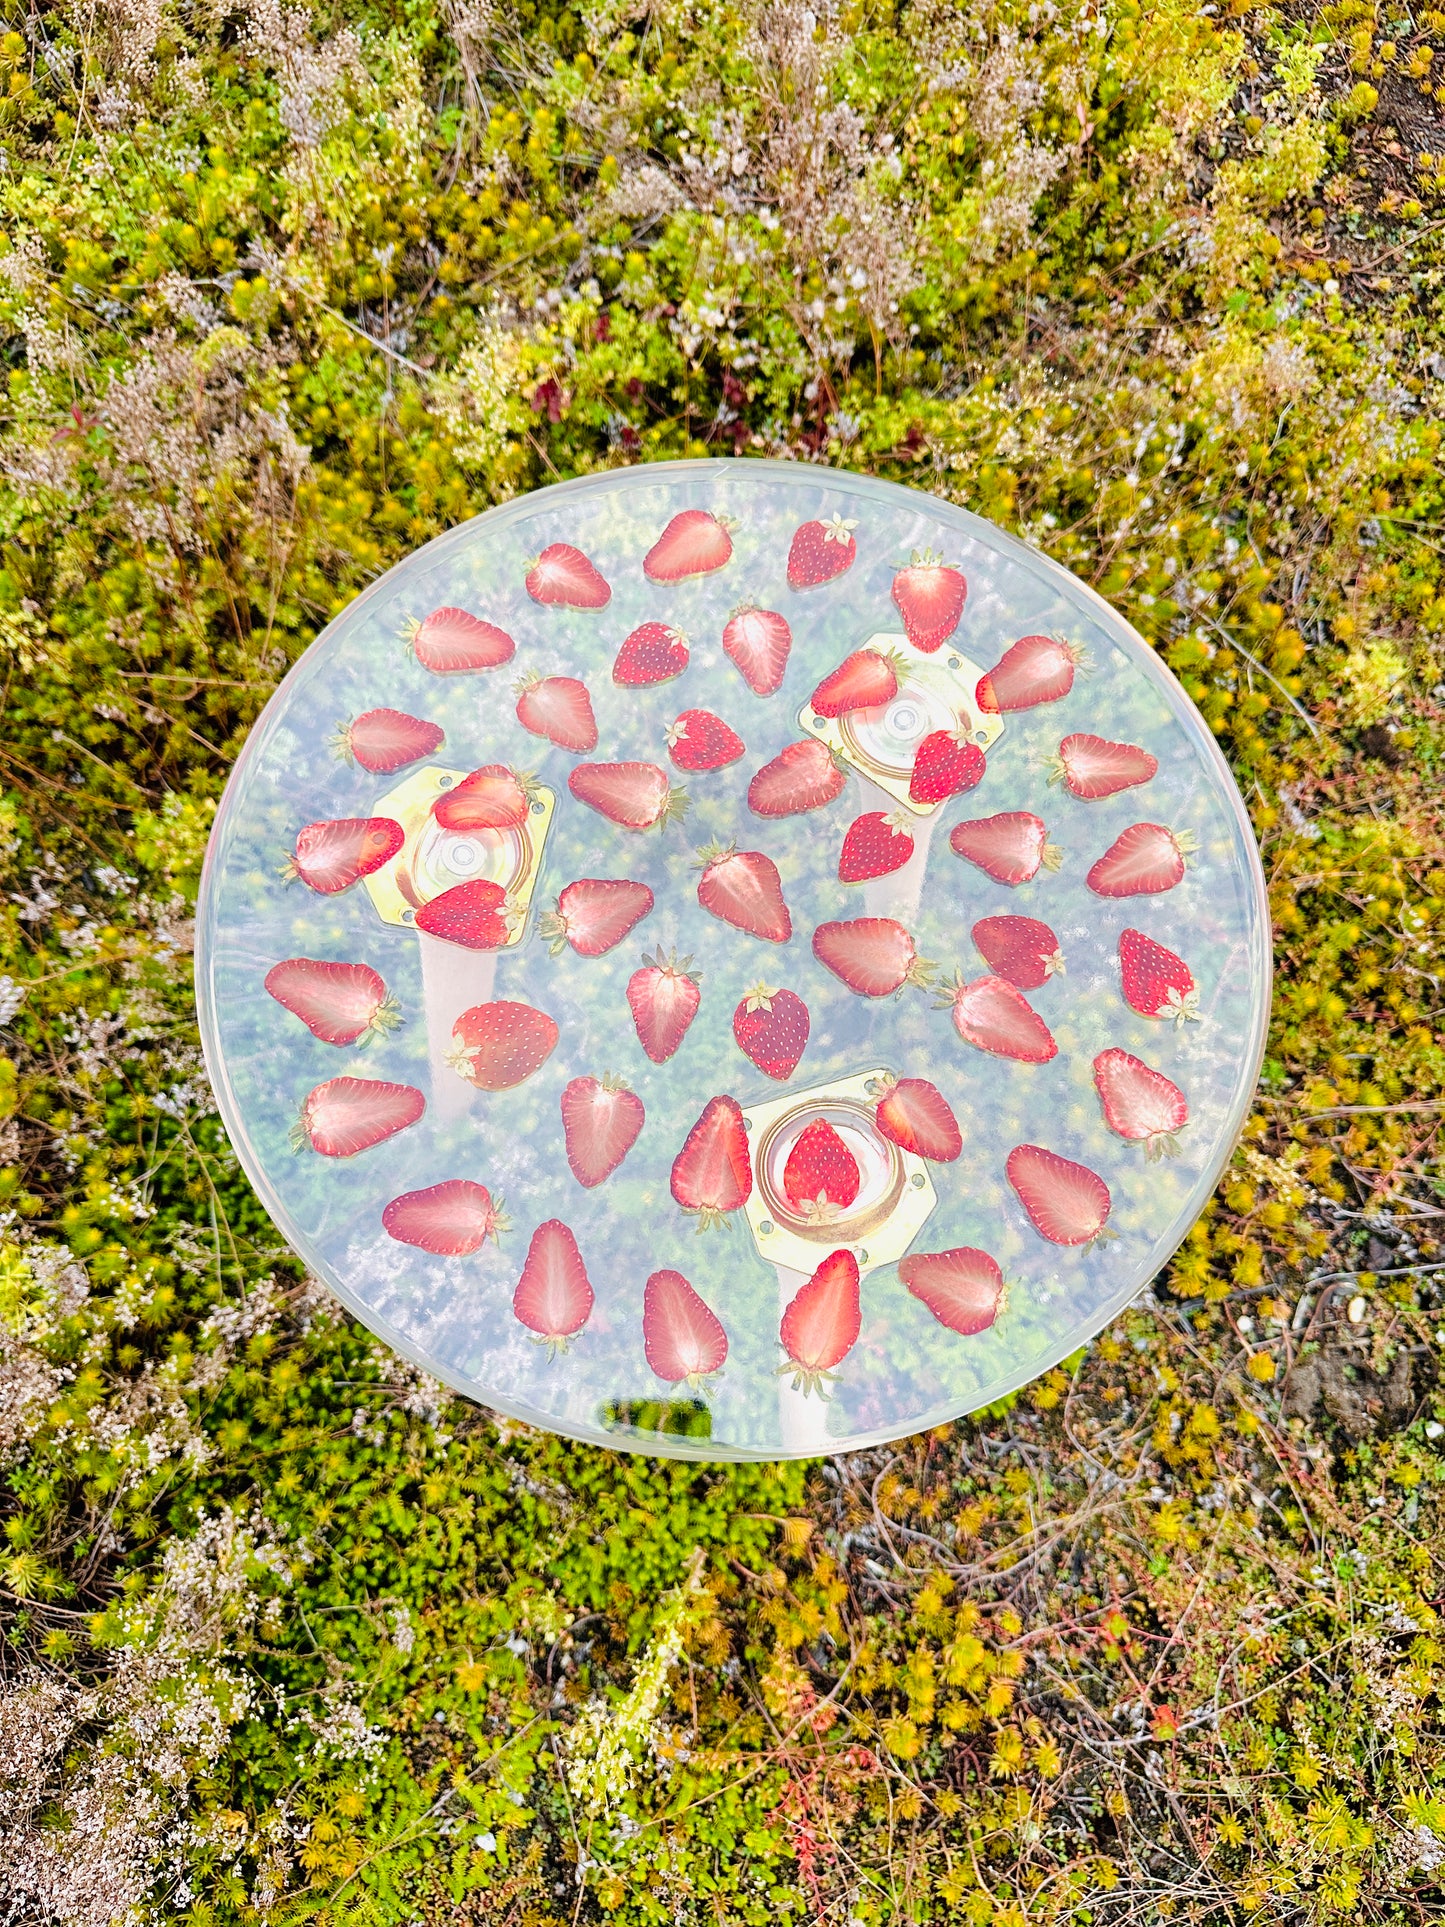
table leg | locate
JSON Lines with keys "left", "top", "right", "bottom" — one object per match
{"left": 418, "top": 933, "right": 495, "bottom": 1118}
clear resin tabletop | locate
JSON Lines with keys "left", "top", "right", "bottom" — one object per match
{"left": 196, "top": 460, "right": 1270, "bottom": 1460}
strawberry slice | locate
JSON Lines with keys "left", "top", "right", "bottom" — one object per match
{"left": 1092, "top": 1048, "right": 1189, "bottom": 1159}
{"left": 899, "top": 1247, "right": 1003, "bottom": 1336}
{"left": 787, "top": 514, "right": 858, "bottom": 589}
{"left": 449, "top": 1001, "right": 559, "bottom": 1090}
{"left": 433, "top": 764, "right": 535, "bottom": 832}
{"left": 1087, "top": 823, "right": 1197, "bottom": 898}
{"left": 333, "top": 708, "right": 443, "bottom": 774}
{"left": 667, "top": 709, "right": 745, "bottom": 772}
{"left": 627, "top": 949, "right": 702, "bottom": 1063}
{"left": 644, "top": 508, "right": 733, "bottom": 582}
{"left": 410, "top": 607, "right": 515, "bottom": 673}
{"left": 975, "top": 634, "right": 1086, "bottom": 712}
{"left": 538, "top": 878, "right": 654, "bottom": 957}
{"left": 839, "top": 811, "right": 914, "bottom": 883}
{"left": 941, "top": 974, "right": 1058, "bottom": 1062}
{"left": 779, "top": 1249, "right": 861, "bottom": 1396}
{"left": 1118, "top": 929, "right": 1200, "bottom": 1024}
{"left": 525, "top": 542, "right": 611, "bottom": 608}
{"left": 285, "top": 817, "right": 404, "bottom": 894}
{"left": 782, "top": 1119, "right": 860, "bottom": 1220}
{"left": 560, "top": 1075, "right": 645, "bottom": 1188}
{"left": 513, "top": 1219, "right": 595, "bottom": 1350}
{"left": 872, "top": 1076, "right": 961, "bottom": 1162}
{"left": 1052, "top": 732, "right": 1158, "bottom": 800}
{"left": 890, "top": 549, "right": 967, "bottom": 652}
{"left": 569, "top": 761, "right": 690, "bottom": 831}
{"left": 643, "top": 1269, "right": 728, "bottom": 1387}
{"left": 293, "top": 1076, "right": 425, "bottom": 1157}
{"left": 514, "top": 672, "right": 599, "bottom": 753}
{"left": 415, "top": 879, "right": 514, "bottom": 950}
{"left": 382, "top": 1179, "right": 506, "bottom": 1255}
{"left": 748, "top": 739, "right": 846, "bottom": 818}
{"left": 732, "top": 983, "right": 809, "bottom": 1081}
{"left": 812, "top": 917, "right": 933, "bottom": 998}
{"left": 909, "top": 729, "right": 985, "bottom": 805}
{"left": 809, "top": 647, "right": 899, "bottom": 718}
{"left": 722, "top": 605, "right": 791, "bottom": 695}
{"left": 613, "top": 621, "right": 690, "bottom": 686}
{"left": 695, "top": 842, "right": 791, "bottom": 943}
{"left": 1006, "top": 1144, "right": 1112, "bottom": 1246}
{"left": 265, "top": 958, "right": 400, "bottom": 1047}
{"left": 670, "top": 1094, "right": 752, "bottom": 1230}
{"left": 971, "top": 915, "right": 1064, "bottom": 991}
{"left": 949, "top": 812, "right": 1061, "bottom": 886}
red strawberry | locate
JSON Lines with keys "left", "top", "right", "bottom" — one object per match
{"left": 525, "top": 542, "right": 611, "bottom": 609}
{"left": 670, "top": 1094, "right": 752, "bottom": 1229}
{"left": 560, "top": 1075, "right": 645, "bottom": 1188}
{"left": 433, "top": 764, "right": 535, "bottom": 832}
{"left": 732, "top": 983, "right": 809, "bottom": 1081}
{"left": 1093, "top": 1048, "right": 1189, "bottom": 1159}
{"left": 613, "top": 621, "right": 690, "bottom": 686}
{"left": 695, "top": 842, "right": 791, "bottom": 943}
{"left": 890, "top": 549, "right": 966, "bottom": 652}
{"left": 644, "top": 508, "right": 733, "bottom": 582}
{"left": 782, "top": 1119, "right": 860, "bottom": 1220}
{"left": 809, "top": 647, "right": 899, "bottom": 719}
{"left": 265, "top": 959, "right": 400, "bottom": 1047}
{"left": 415, "top": 879, "right": 515, "bottom": 950}
{"left": 1118, "top": 928, "right": 1200, "bottom": 1024}
{"left": 513, "top": 1219, "right": 594, "bottom": 1350}
{"left": 292, "top": 1076, "right": 425, "bottom": 1157}
{"left": 410, "top": 607, "right": 515, "bottom": 673}
{"left": 333, "top": 708, "right": 443, "bottom": 774}
{"left": 779, "top": 1249, "right": 861, "bottom": 1396}
{"left": 1087, "top": 823, "right": 1197, "bottom": 898}
{"left": 787, "top": 513, "right": 858, "bottom": 589}
{"left": 873, "top": 1076, "right": 961, "bottom": 1162}
{"left": 627, "top": 949, "right": 702, "bottom": 1063}
{"left": 569, "top": 761, "right": 689, "bottom": 832}
{"left": 941, "top": 974, "right": 1058, "bottom": 1063}
{"left": 971, "top": 915, "right": 1064, "bottom": 990}
{"left": 1053, "top": 733, "right": 1158, "bottom": 800}
{"left": 975, "top": 634, "right": 1086, "bottom": 712}
{"left": 722, "top": 605, "right": 791, "bottom": 695}
{"left": 643, "top": 1269, "right": 728, "bottom": 1386}
{"left": 812, "top": 917, "right": 933, "bottom": 998}
{"left": 949, "top": 812, "right": 1061, "bottom": 886}
{"left": 383, "top": 1179, "right": 506, "bottom": 1255}
{"left": 748, "top": 739, "right": 846, "bottom": 818}
{"left": 909, "top": 729, "right": 985, "bottom": 805}
{"left": 514, "top": 672, "right": 599, "bottom": 754}
{"left": 839, "top": 811, "right": 914, "bottom": 883}
{"left": 449, "top": 1001, "right": 559, "bottom": 1090}
{"left": 667, "top": 709, "right": 745, "bottom": 772}
{"left": 1006, "top": 1144, "right": 1112, "bottom": 1246}
{"left": 538, "top": 878, "right": 654, "bottom": 957}
{"left": 899, "top": 1247, "right": 1003, "bottom": 1336}
{"left": 285, "top": 817, "right": 404, "bottom": 894}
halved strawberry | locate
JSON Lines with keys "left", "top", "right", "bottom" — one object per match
{"left": 643, "top": 1269, "right": 728, "bottom": 1387}
{"left": 415, "top": 879, "right": 514, "bottom": 950}
{"left": 514, "top": 672, "right": 598, "bottom": 753}
{"left": 1093, "top": 1048, "right": 1189, "bottom": 1159}
{"left": 748, "top": 739, "right": 846, "bottom": 818}
{"left": 285, "top": 817, "right": 404, "bottom": 895}
{"left": 627, "top": 949, "right": 702, "bottom": 1063}
{"left": 1118, "top": 929, "right": 1200, "bottom": 1024}
{"left": 810, "top": 647, "right": 899, "bottom": 719}
{"left": 972, "top": 915, "right": 1064, "bottom": 991}
{"left": 644, "top": 508, "right": 733, "bottom": 582}
{"left": 812, "top": 917, "right": 933, "bottom": 998}
{"left": 525, "top": 542, "right": 611, "bottom": 608}
{"left": 788, "top": 514, "right": 858, "bottom": 589}
{"left": 433, "top": 764, "right": 535, "bottom": 832}
{"left": 891, "top": 550, "right": 966, "bottom": 652}
{"left": 1052, "top": 733, "right": 1158, "bottom": 800}
{"left": 538, "top": 878, "right": 654, "bottom": 957}
{"left": 732, "top": 984, "right": 809, "bottom": 1081}
{"left": 410, "top": 607, "right": 515, "bottom": 673}
{"left": 1087, "top": 823, "right": 1197, "bottom": 898}
{"left": 941, "top": 974, "right": 1058, "bottom": 1063}
{"left": 667, "top": 709, "right": 745, "bottom": 772}
{"left": 265, "top": 958, "right": 400, "bottom": 1046}
{"left": 695, "top": 842, "right": 791, "bottom": 943}
{"left": 909, "top": 729, "right": 985, "bottom": 805}
{"left": 899, "top": 1247, "right": 1003, "bottom": 1336}
{"left": 722, "top": 605, "right": 791, "bottom": 695}
{"left": 293, "top": 1076, "right": 425, "bottom": 1157}
{"left": 839, "top": 811, "right": 914, "bottom": 883}
{"left": 614, "top": 621, "right": 690, "bottom": 686}
{"left": 569, "top": 761, "right": 690, "bottom": 831}
{"left": 513, "top": 1219, "right": 594, "bottom": 1351}
{"left": 975, "top": 634, "right": 1086, "bottom": 712}
{"left": 383, "top": 1179, "right": 506, "bottom": 1255}
{"left": 670, "top": 1094, "right": 752, "bottom": 1230}
{"left": 949, "top": 812, "right": 1061, "bottom": 886}
{"left": 779, "top": 1249, "right": 861, "bottom": 1396}
{"left": 449, "top": 1001, "right": 559, "bottom": 1090}
{"left": 782, "top": 1119, "right": 860, "bottom": 1220}
{"left": 1006, "top": 1144, "right": 1112, "bottom": 1245}
{"left": 872, "top": 1076, "right": 961, "bottom": 1162}
{"left": 560, "top": 1074, "right": 645, "bottom": 1188}
{"left": 333, "top": 708, "right": 443, "bottom": 774}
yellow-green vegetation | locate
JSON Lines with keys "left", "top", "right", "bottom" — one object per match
{"left": 1, "top": 0, "right": 1444, "bottom": 1919}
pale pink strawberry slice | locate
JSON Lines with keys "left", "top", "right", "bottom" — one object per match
{"left": 873, "top": 1076, "right": 961, "bottom": 1162}
{"left": 1092, "top": 1048, "right": 1189, "bottom": 1158}
{"left": 525, "top": 542, "right": 611, "bottom": 608}
{"left": 670, "top": 1094, "right": 752, "bottom": 1229}
{"left": 644, "top": 508, "right": 733, "bottom": 581}
{"left": 972, "top": 915, "right": 1064, "bottom": 991}
{"left": 613, "top": 621, "right": 690, "bottom": 686}
{"left": 1118, "top": 928, "right": 1200, "bottom": 1023}
{"left": 748, "top": 739, "right": 846, "bottom": 818}
{"left": 909, "top": 729, "right": 985, "bottom": 805}
{"left": 942, "top": 974, "right": 1058, "bottom": 1062}
{"left": 975, "top": 634, "right": 1086, "bottom": 712}
{"left": 415, "top": 879, "right": 514, "bottom": 950}
{"left": 627, "top": 949, "right": 702, "bottom": 1063}
{"left": 890, "top": 550, "right": 966, "bottom": 652}
{"left": 293, "top": 1076, "right": 425, "bottom": 1157}
{"left": 732, "top": 984, "right": 809, "bottom": 1081}
{"left": 782, "top": 1119, "right": 860, "bottom": 1220}
{"left": 410, "top": 607, "right": 515, "bottom": 673}
{"left": 449, "top": 1001, "right": 559, "bottom": 1090}
{"left": 1053, "top": 732, "right": 1158, "bottom": 800}
{"left": 695, "top": 842, "right": 791, "bottom": 943}
{"left": 810, "top": 647, "right": 899, "bottom": 718}
{"left": 560, "top": 1075, "right": 645, "bottom": 1188}
{"left": 569, "top": 761, "right": 689, "bottom": 831}
{"left": 1006, "top": 1144, "right": 1112, "bottom": 1245}
{"left": 1087, "top": 823, "right": 1197, "bottom": 898}
{"left": 839, "top": 811, "right": 914, "bottom": 883}
{"left": 285, "top": 817, "right": 404, "bottom": 894}
{"left": 787, "top": 514, "right": 858, "bottom": 589}
{"left": 667, "top": 709, "right": 745, "bottom": 772}
{"left": 333, "top": 708, "right": 443, "bottom": 773}
{"left": 812, "top": 917, "right": 933, "bottom": 997}
{"left": 433, "top": 764, "right": 534, "bottom": 832}
{"left": 513, "top": 1219, "right": 594, "bottom": 1349}
{"left": 722, "top": 606, "right": 791, "bottom": 695}
{"left": 514, "top": 672, "right": 598, "bottom": 753}
{"left": 538, "top": 878, "right": 654, "bottom": 957}
{"left": 383, "top": 1179, "right": 506, "bottom": 1254}
{"left": 779, "top": 1249, "right": 861, "bottom": 1395}
{"left": 643, "top": 1269, "right": 728, "bottom": 1386}
{"left": 265, "top": 958, "right": 400, "bottom": 1046}
{"left": 949, "top": 812, "right": 1061, "bottom": 886}
{"left": 899, "top": 1247, "right": 1003, "bottom": 1336}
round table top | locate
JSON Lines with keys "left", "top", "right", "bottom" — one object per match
{"left": 197, "top": 459, "right": 1270, "bottom": 1460}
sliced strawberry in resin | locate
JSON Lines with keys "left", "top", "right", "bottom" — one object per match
{"left": 415, "top": 879, "right": 514, "bottom": 950}
{"left": 265, "top": 959, "right": 400, "bottom": 1047}
{"left": 949, "top": 811, "right": 1061, "bottom": 886}
{"left": 538, "top": 878, "right": 654, "bottom": 957}
{"left": 779, "top": 1250, "right": 861, "bottom": 1397}
{"left": 627, "top": 949, "right": 702, "bottom": 1063}
{"left": 809, "top": 647, "right": 899, "bottom": 719}
{"left": 383, "top": 1179, "right": 506, "bottom": 1255}
{"left": 782, "top": 1119, "right": 860, "bottom": 1220}
{"left": 732, "top": 983, "right": 809, "bottom": 1081}
{"left": 748, "top": 739, "right": 846, "bottom": 819}
{"left": 909, "top": 729, "right": 985, "bottom": 805}
{"left": 285, "top": 817, "right": 404, "bottom": 895}
{"left": 525, "top": 542, "right": 611, "bottom": 609}
{"left": 1006, "top": 1144, "right": 1112, "bottom": 1246}
{"left": 569, "top": 761, "right": 690, "bottom": 832}
{"left": 1087, "top": 823, "right": 1197, "bottom": 898}
{"left": 838, "top": 811, "right": 914, "bottom": 883}
{"left": 667, "top": 709, "right": 745, "bottom": 772}
{"left": 410, "top": 607, "right": 515, "bottom": 673}
{"left": 722, "top": 606, "right": 791, "bottom": 695}
{"left": 971, "top": 915, "right": 1064, "bottom": 991}
{"left": 873, "top": 1076, "right": 962, "bottom": 1162}
{"left": 513, "top": 1219, "right": 594, "bottom": 1351}
{"left": 1092, "top": 1048, "right": 1189, "bottom": 1159}
{"left": 1118, "top": 928, "right": 1200, "bottom": 1023}
{"left": 695, "top": 842, "right": 791, "bottom": 943}
{"left": 899, "top": 1247, "right": 1004, "bottom": 1336}
{"left": 975, "top": 634, "right": 1086, "bottom": 712}
{"left": 333, "top": 708, "right": 443, "bottom": 774}
{"left": 514, "top": 673, "right": 599, "bottom": 753}
{"left": 812, "top": 917, "right": 933, "bottom": 998}
{"left": 787, "top": 514, "right": 858, "bottom": 589}
{"left": 643, "top": 1269, "right": 728, "bottom": 1387}
{"left": 449, "top": 1001, "right": 559, "bottom": 1090}
{"left": 941, "top": 974, "right": 1058, "bottom": 1063}
{"left": 644, "top": 508, "right": 733, "bottom": 582}
{"left": 433, "top": 764, "right": 535, "bottom": 832}
{"left": 560, "top": 1075, "right": 645, "bottom": 1188}
{"left": 670, "top": 1095, "right": 752, "bottom": 1230}
{"left": 293, "top": 1076, "right": 425, "bottom": 1158}
{"left": 1052, "top": 732, "right": 1158, "bottom": 800}
{"left": 891, "top": 549, "right": 967, "bottom": 652}
{"left": 613, "top": 621, "right": 690, "bottom": 686}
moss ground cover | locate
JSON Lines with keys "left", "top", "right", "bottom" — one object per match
{"left": 0, "top": 0, "right": 1444, "bottom": 1918}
